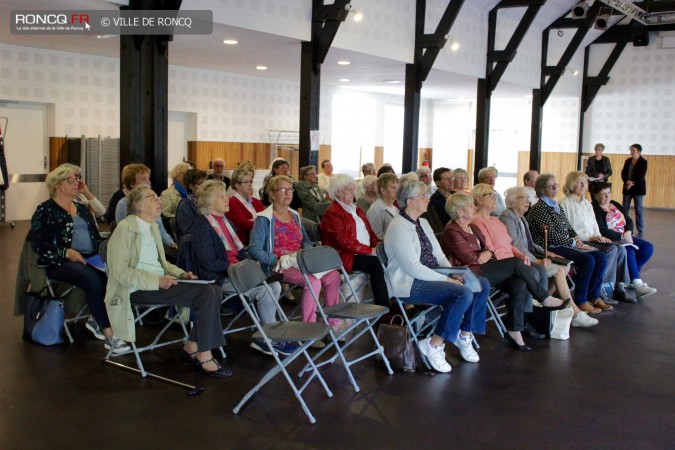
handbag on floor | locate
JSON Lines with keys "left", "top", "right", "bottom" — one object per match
{"left": 375, "top": 315, "right": 416, "bottom": 372}
{"left": 23, "top": 287, "right": 65, "bottom": 346}
{"left": 530, "top": 305, "right": 573, "bottom": 341}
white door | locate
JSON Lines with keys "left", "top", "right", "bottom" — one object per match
{"left": 0, "top": 102, "right": 50, "bottom": 221}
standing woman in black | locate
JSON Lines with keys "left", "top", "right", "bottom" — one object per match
{"left": 585, "top": 143, "right": 612, "bottom": 185}
{"left": 621, "top": 144, "right": 648, "bottom": 237}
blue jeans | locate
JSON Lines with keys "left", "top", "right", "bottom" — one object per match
{"left": 400, "top": 276, "right": 490, "bottom": 341}
{"left": 46, "top": 261, "right": 110, "bottom": 329}
{"left": 552, "top": 246, "right": 606, "bottom": 305}
{"left": 623, "top": 194, "right": 644, "bottom": 235}
{"left": 625, "top": 237, "right": 654, "bottom": 281}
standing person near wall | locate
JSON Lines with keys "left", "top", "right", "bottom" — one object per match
{"left": 585, "top": 143, "right": 612, "bottom": 186}
{"left": 621, "top": 144, "right": 648, "bottom": 237}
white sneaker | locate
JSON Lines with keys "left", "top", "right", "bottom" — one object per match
{"left": 104, "top": 336, "right": 131, "bottom": 354}
{"left": 85, "top": 316, "right": 105, "bottom": 341}
{"left": 572, "top": 311, "right": 599, "bottom": 328}
{"left": 453, "top": 333, "right": 479, "bottom": 363}
{"left": 634, "top": 283, "right": 657, "bottom": 298}
{"left": 419, "top": 337, "right": 452, "bottom": 373}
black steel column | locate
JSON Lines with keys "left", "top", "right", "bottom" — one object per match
{"left": 299, "top": 41, "right": 320, "bottom": 168}
{"left": 529, "top": 88, "right": 542, "bottom": 171}
{"left": 474, "top": 78, "right": 490, "bottom": 181}
{"left": 402, "top": 64, "right": 420, "bottom": 173}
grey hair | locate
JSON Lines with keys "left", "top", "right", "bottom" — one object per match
{"left": 416, "top": 166, "right": 431, "bottom": 177}
{"left": 360, "top": 175, "right": 378, "bottom": 191}
{"left": 504, "top": 186, "right": 528, "bottom": 209}
{"left": 127, "top": 185, "right": 153, "bottom": 216}
{"left": 45, "top": 164, "right": 79, "bottom": 197}
{"left": 328, "top": 173, "right": 355, "bottom": 199}
{"left": 535, "top": 173, "right": 556, "bottom": 197}
{"left": 399, "top": 172, "right": 419, "bottom": 183}
{"left": 397, "top": 179, "right": 427, "bottom": 211}
{"left": 445, "top": 192, "right": 474, "bottom": 221}
{"left": 477, "top": 166, "right": 498, "bottom": 182}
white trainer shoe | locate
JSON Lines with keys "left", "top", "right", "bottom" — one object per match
{"left": 634, "top": 283, "right": 657, "bottom": 298}
{"left": 419, "top": 337, "right": 452, "bottom": 373}
{"left": 104, "top": 336, "right": 131, "bottom": 354}
{"left": 571, "top": 311, "right": 599, "bottom": 328}
{"left": 453, "top": 333, "right": 479, "bottom": 363}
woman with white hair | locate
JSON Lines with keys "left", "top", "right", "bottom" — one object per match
{"left": 366, "top": 173, "right": 399, "bottom": 240}
{"left": 356, "top": 175, "right": 378, "bottom": 213}
{"left": 384, "top": 180, "right": 490, "bottom": 373}
{"left": 500, "top": 186, "right": 598, "bottom": 328}
{"left": 320, "top": 174, "right": 390, "bottom": 307}
{"left": 106, "top": 185, "right": 230, "bottom": 377}
{"left": 160, "top": 161, "right": 191, "bottom": 218}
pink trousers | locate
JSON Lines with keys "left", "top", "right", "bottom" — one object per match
{"left": 282, "top": 267, "right": 341, "bottom": 326}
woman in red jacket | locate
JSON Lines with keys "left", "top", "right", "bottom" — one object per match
{"left": 320, "top": 174, "right": 390, "bottom": 307}
{"left": 225, "top": 167, "right": 264, "bottom": 245}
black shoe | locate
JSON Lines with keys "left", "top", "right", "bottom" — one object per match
{"left": 523, "top": 323, "right": 546, "bottom": 340}
{"left": 600, "top": 290, "right": 619, "bottom": 306}
{"left": 504, "top": 333, "right": 532, "bottom": 352}
{"left": 614, "top": 286, "right": 637, "bottom": 304}
{"left": 197, "top": 358, "right": 233, "bottom": 378}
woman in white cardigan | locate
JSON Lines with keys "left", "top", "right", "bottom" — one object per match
{"left": 383, "top": 179, "right": 490, "bottom": 374}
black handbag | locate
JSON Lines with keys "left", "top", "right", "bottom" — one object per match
{"left": 375, "top": 315, "right": 416, "bottom": 372}
{"left": 23, "top": 287, "right": 65, "bottom": 346}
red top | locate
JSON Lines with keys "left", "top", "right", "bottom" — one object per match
{"left": 320, "top": 201, "right": 380, "bottom": 272}
{"left": 225, "top": 195, "right": 264, "bottom": 245}
{"left": 273, "top": 216, "right": 303, "bottom": 258}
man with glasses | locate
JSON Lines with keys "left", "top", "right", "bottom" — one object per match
{"left": 208, "top": 158, "right": 230, "bottom": 189}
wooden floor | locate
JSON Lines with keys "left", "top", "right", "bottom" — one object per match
{"left": 2, "top": 210, "right": 674, "bottom": 449}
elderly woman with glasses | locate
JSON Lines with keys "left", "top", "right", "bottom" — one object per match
{"left": 249, "top": 175, "right": 341, "bottom": 336}
{"left": 295, "top": 165, "right": 325, "bottom": 222}
{"left": 225, "top": 168, "right": 264, "bottom": 245}
{"left": 526, "top": 173, "right": 608, "bottom": 316}
{"left": 441, "top": 190, "right": 567, "bottom": 352}
{"left": 500, "top": 186, "right": 599, "bottom": 328}
{"left": 105, "top": 185, "right": 230, "bottom": 377}
{"left": 31, "top": 164, "right": 127, "bottom": 353}
{"left": 560, "top": 171, "right": 635, "bottom": 305}
{"left": 591, "top": 181, "right": 656, "bottom": 298}
{"left": 366, "top": 173, "right": 399, "bottom": 240}
{"left": 59, "top": 163, "right": 106, "bottom": 218}
{"left": 320, "top": 174, "right": 390, "bottom": 307}
{"left": 384, "top": 180, "right": 490, "bottom": 373}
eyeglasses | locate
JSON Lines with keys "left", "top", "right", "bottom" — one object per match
{"left": 515, "top": 196, "right": 528, "bottom": 200}
{"left": 481, "top": 193, "right": 496, "bottom": 199}
{"left": 144, "top": 193, "right": 159, "bottom": 200}
{"left": 546, "top": 184, "right": 559, "bottom": 189}
{"left": 62, "top": 177, "right": 81, "bottom": 185}
{"left": 275, "top": 187, "right": 294, "bottom": 194}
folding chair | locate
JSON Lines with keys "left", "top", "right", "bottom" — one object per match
{"left": 313, "top": 202, "right": 332, "bottom": 222}
{"left": 301, "top": 217, "right": 322, "bottom": 245}
{"left": 228, "top": 260, "right": 332, "bottom": 424}
{"left": 486, "top": 288, "right": 508, "bottom": 338}
{"left": 99, "top": 241, "right": 196, "bottom": 393}
{"left": 375, "top": 243, "right": 443, "bottom": 371}
{"left": 296, "top": 246, "right": 393, "bottom": 393}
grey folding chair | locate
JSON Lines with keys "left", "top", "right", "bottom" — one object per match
{"left": 314, "top": 202, "right": 332, "bottom": 222}
{"left": 375, "top": 243, "right": 443, "bottom": 371}
{"left": 228, "top": 260, "right": 332, "bottom": 424}
{"left": 296, "top": 246, "right": 393, "bottom": 393}
{"left": 486, "top": 288, "right": 508, "bottom": 338}
{"left": 301, "top": 217, "right": 322, "bottom": 245}
{"left": 100, "top": 240, "right": 195, "bottom": 393}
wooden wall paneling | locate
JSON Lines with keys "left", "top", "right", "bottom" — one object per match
{"left": 467, "top": 148, "right": 474, "bottom": 186}
{"left": 418, "top": 148, "right": 433, "bottom": 170}
{"left": 49, "top": 137, "right": 66, "bottom": 171}
{"left": 374, "top": 146, "right": 384, "bottom": 170}
{"left": 318, "top": 144, "right": 331, "bottom": 167}
{"left": 188, "top": 141, "right": 273, "bottom": 173}
{"left": 277, "top": 146, "right": 299, "bottom": 179}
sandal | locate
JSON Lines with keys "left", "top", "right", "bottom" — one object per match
{"left": 179, "top": 349, "right": 200, "bottom": 368}
{"left": 197, "top": 357, "right": 233, "bottom": 378}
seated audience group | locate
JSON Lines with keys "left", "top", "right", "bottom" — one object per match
{"left": 29, "top": 158, "right": 656, "bottom": 378}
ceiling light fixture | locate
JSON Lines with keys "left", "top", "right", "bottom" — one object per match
{"left": 353, "top": 11, "right": 363, "bottom": 22}
{"left": 572, "top": 69, "right": 579, "bottom": 76}
{"left": 450, "top": 40, "right": 460, "bottom": 51}
{"left": 223, "top": 39, "right": 238, "bottom": 45}
{"left": 571, "top": 1, "right": 589, "bottom": 19}
{"left": 337, "top": 60, "right": 351, "bottom": 65}
{"left": 339, "top": 78, "right": 350, "bottom": 82}
{"left": 384, "top": 80, "right": 401, "bottom": 84}
{"left": 256, "top": 65, "right": 267, "bottom": 71}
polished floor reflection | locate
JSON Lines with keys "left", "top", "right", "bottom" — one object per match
{"left": 2, "top": 210, "right": 674, "bottom": 449}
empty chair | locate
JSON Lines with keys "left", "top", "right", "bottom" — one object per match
{"left": 228, "top": 259, "right": 332, "bottom": 424}
{"left": 296, "top": 246, "right": 393, "bottom": 392}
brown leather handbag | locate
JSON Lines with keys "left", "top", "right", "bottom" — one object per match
{"left": 375, "top": 315, "right": 416, "bottom": 372}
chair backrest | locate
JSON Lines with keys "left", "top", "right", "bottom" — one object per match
{"left": 99, "top": 239, "right": 109, "bottom": 264}
{"left": 301, "top": 218, "right": 321, "bottom": 244}
{"left": 375, "top": 242, "right": 388, "bottom": 267}
{"left": 422, "top": 206, "right": 445, "bottom": 234}
{"left": 314, "top": 202, "right": 332, "bottom": 221}
{"left": 297, "top": 246, "right": 343, "bottom": 274}
{"left": 227, "top": 259, "right": 268, "bottom": 294}
{"left": 108, "top": 220, "right": 117, "bottom": 234}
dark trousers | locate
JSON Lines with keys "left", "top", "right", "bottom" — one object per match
{"left": 480, "top": 258, "right": 547, "bottom": 332}
{"left": 131, "top": 283, "right": 225, "bottom": 352}
{"left": 46, "top": 261, "right": 110, "bottom": 329}
{"left": 553, "top": 246, "right": 606, "bottom": 305}
{"left": 352, "top": 254, "right": 390, "bottom": 307}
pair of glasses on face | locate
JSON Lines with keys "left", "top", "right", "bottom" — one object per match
{"left": 63, "top": 177, "right": 82, "bottom": 185}
{"left": 547, "top": 184, "right": 559, "bottom": 190}
{"left": 275, "top": 187, "right": 294, "bottom": 194}
{"left": 144, "top": 193, "right": 159, "bottom": 200}
{"left": 481, "top": 193, "right": 496, "bottom": 199}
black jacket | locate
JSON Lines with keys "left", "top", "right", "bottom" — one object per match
{"left": 592, "top": 200, "right": 634, "bottom": 241}
{"left": 621, "top": 156, "right": 648, "bottom": 196}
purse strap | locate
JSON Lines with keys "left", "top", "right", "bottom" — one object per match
{"left": 389, "top": 314, "right": 405, "bottom": 327}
